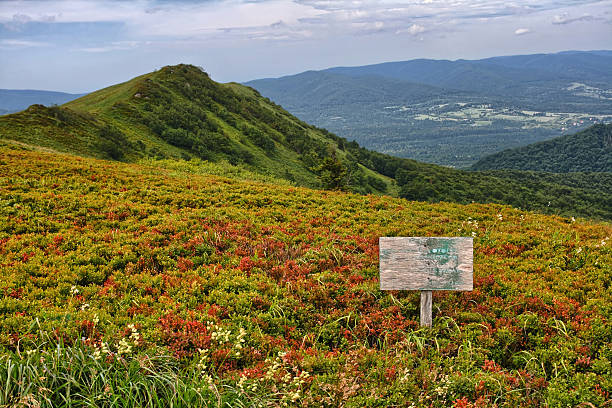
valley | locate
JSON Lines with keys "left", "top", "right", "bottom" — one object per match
{"left": 316, "top": 100, "right": 611, "bottom": 168}
{"left": 248, "top": 50, "right": 612, "bottom": 168}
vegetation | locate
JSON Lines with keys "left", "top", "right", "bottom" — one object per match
{"left": 471, "top": 124, "right": 612, "bottom": 173}
{"left": 0, "top": 65, "right": 393, "bottom": 195}
{"left": 0, "top": 144, "right": 610, "bottom": 407}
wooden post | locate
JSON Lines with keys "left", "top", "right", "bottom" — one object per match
{"left": 420, "top": 290, "right": 432, "bottom": 327}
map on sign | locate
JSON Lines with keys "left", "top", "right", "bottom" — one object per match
{"left": 379, "top": 237, "right": 473, "bottom": 291}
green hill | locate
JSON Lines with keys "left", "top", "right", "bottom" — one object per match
{"left": 0, "top": 65, "right": 395, "bottom": 195}
{"left": 471, "top": 124, "right": 612, "bottom": 172}
{"left": 0, "top": 64, "right": 610, "bottom": 219}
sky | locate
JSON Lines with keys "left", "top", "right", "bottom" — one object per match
{"left": 1, "top": 0, "right": 611, "bottom": 93}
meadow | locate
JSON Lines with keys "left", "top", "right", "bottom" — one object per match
{"left": 0, "top": 144, "right": 610, "bottom": 407}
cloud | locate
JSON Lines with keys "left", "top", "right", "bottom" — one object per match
{"left": 396, "top": 23, "right": 426, "bottom": 35}
{"left": 0, "top": 0, "right": 609, "bottom": 46}
{"left": 0, "top": 38, "right": 50, "bottom": 48}
{"left": 77, "top": 41, "right": 141, "bottom": 53}
{"left": 552, "top": 13, "right": 600, "bottom": 25}
{"left": 514, "top": 28, "right": 530, "bottom": 35}
{"left": 3, "top": 13, "right": 32, "bottom": 31}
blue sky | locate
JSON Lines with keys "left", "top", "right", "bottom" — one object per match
{"left": 1, "top": 0, "right": 611, "bottom": 93}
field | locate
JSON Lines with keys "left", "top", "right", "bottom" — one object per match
{"left": 0, "top": 144, "right": 610, "bottom": 407}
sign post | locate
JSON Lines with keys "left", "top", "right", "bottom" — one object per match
{"left": 379, "top": 237, "right": 473, "bottom": 327}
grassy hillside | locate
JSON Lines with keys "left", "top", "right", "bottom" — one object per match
{"left": 0, "top": 145, "right": 610, "bottom": 407}
{"left": 471, "top": 124, "right": 612, "bottom": 173}
{"left": 0, "top": 64, "right": 610, "bottom": 220}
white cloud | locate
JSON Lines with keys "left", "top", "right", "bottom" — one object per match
{"left": 0, "top": 39, "right": 50, "bottom": 48}
{"left": 552, "top": 13, "right": 599, "bottom": 25}
{"left": 0, "top": 0, "right": 609, "bottom": 46}
{"left": 77, "top": 41, "right": 141, "bottom": 53}
{"left": 395, "top": 23, "right": 426, "bottom": 35}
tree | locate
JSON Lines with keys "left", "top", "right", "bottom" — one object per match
{"left": 318, "top": 150, "right": 348, "bottom": 191}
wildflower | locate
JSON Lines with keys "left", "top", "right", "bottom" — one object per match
{"left": 290, "top": 391, "right": 300, "bottom": 402}
{"left": 203, "top": 374, "right": 214, "bottom": 388}
{"left": 238, "top": 374, "right": 247, "bottom": 393}
{"left": 117, "top": 338, "right": 132, "bottom": 355}
{"left": 128, "top": 324, "right": 140, "bottom": 345}
{"left": 497, "top": 213, "right": 503, "bottom": 221}
{"left": 70, "top": 286, "right": 79, "bottom": 296}
{"left": 101, "top": 342, "right": 111, "bottom": 355}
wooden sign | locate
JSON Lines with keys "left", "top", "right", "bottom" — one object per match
{"left": 379, "top": 237, "right": 473, "bottom": 326}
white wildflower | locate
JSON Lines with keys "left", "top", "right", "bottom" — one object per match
{"left": 92, "top": 346, "right": 102, "bottom": 361}
{"left": 238, "top": 374, "right": 247, "bottom": 393}
{"left": 128, "top": 324, "right": 140, "bottom": 345}
{"left": 101, "top": 342, "right": 111, "bottom": 355}
{"left": 117, "top": 338, "right": 132, "bottom": 355}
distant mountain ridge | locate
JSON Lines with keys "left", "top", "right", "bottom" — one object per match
{"left": 325, "top": 51, "right": 612, "bottom": 92}
{"left": 471, "top": 123, "right": 612, "bottom": 173}
{"left": 0, "top": 89, "right": 86, "bottom": 115}
{"left": 246, "top": 50, "right": 612, "bottom": 168}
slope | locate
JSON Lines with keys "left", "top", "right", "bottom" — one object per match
{"left": 0, "top": 64, "right": 610, "bottom": 220}
{"left": 0, "top": 145, "right": 610, "bottom": 407}
{"left": 471, "top": 124, "right": 612, "bottom": 172}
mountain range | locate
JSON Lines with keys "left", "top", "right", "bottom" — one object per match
{"left": 0, "top": 89, "right": 85, "bottom": 116}
{"left": 246, "top": 50, "right": 612, "bottom": 168}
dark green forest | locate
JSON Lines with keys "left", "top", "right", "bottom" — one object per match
{"left": 471, "top": 124, "right": 612, "bottom": 173}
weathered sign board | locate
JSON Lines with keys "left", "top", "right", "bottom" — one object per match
{"left": 379, "top": 237, "right": 473, "bottom": 326}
